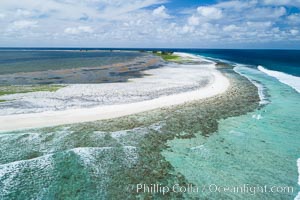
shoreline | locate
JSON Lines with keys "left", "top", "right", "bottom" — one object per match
{"left": 0, "top": 53, "right": 230, "bottom": 132}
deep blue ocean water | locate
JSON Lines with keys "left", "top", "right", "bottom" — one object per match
{"left": 181, "top": 49, "right": 300, "bottom": 77}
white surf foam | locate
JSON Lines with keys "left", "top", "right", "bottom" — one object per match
{"left": 250, "top": 79, "right": 269, "bottom": 105}
{"left": 296, "top": 193, "right": 300, "bottom": 200}
{"left": 71, "top": 146, "right": 138, "bottom": 167}
{"left": 234, "top": 65, "right": 269, "bottom": 105}
{"left": 295, "top": 158, "right": 300, "bottom": 200}
{"left": 258, "top": 65, "right": 300, "bottom": 93}
{"left": 189, "top": 145, "right": 210, "bottom": 158}
{"left": 252, "top": 114, "right": 262, "bottom": 120}
{"left": 173, "top": 52, "right": 216, "bottom": 64}
{"left": 297, "top": 158, "right": 300, "bottom": 185}
{"left": 0, "top": 154, "right": 54, "bottom": 196}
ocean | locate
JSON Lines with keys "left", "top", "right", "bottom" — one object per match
{"left": 0, "top": 48, "right": 299, "bottom": 199}
{"left": 182, "top": 49, "right": 300, "bottom": 76}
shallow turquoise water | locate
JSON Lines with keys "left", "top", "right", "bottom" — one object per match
{"left": 163, "top": 66, "right": 300, "bottom": 199}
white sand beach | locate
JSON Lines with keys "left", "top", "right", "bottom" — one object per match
{"left": 0, "top": 53, "right": 230, "bottom": 132}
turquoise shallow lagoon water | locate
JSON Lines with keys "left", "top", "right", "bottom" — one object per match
{"left": 163, "top": 65, "right": 300, "bottom": 199}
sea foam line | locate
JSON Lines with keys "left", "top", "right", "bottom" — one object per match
{"left": 249, "top": 79, "right": 269, "bottom": 105}
{"left": 295, "top": 158, "right": 300, "bottom": 200}
{"left": 199, "top": 56, "right": 270, "bottom": 105}
{"left": 258, "top": 65, "right": 300, "bottom": 93}
{"left": 297, "top": 158, "right": 300, "bottom": 185}
{"left": 233, "top": 65, "right": 269, "bottom": 105}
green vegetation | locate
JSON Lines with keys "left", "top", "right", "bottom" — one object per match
{"left": 0, "top": 85, "right": 65, "bottom": 102}
{"left": 153, "top": 51, "right": 181, "bottom": 62}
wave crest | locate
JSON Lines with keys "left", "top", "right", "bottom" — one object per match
{"left": 258, "top": 66, "right": 300, "bottom": 93}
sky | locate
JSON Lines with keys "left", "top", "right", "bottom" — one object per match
{"left": 0, "top": 0, "right": 300, "bottom": 49}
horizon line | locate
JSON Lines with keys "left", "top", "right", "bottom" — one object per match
{"left": 0, "top": 47, "right": 300, "bottom": 50}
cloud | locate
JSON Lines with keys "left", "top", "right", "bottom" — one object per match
{"left": 15, "top": 9, "right": 33, "bottom": 17}
{"left": 0, "top": 13, "right": 6, "bottom": 19}
{"left": 178, "top": 0, "right": 300, "bottom": 47}
{"left": 290, "top": 29, "right": 299, "bottom": 36}
{"left": 0, "top": 0, "right": 299, "bottom": 48}
{"left": 216, "top": 0, "right": 254, "bottom": 10}
{"left": 0, "top": 0, "right": 166, "bottom": 21}
{"left": 246, "top": 21, "right": 273, "bottom": 29}
{"left": 262, "top": 0, "right": 300, "bottom": 8}
{"left": 181, "top": 25, "right": 194, "bottom": 34}
{"left": 11, "top": 20, "right": 38, "bottom": 30}
{"left": 197, "top": 6, "right": 223, "bottom": 20}
{"left": 246, "top": 7, "right": 286, "bottom": 20}
{"left": 287, "top": 14, "right": 300, "bottom": 24}
{"left": 64, "top": 26, "right": 94, "bottom": 34}
{"left": 188, "top": 15, "right": 200, "bottom": 26}
{"left": 223, "top": 24, "right": 239, "bottom": 32}
{"left": 152, "top": 5, "right": 170, "bottom": 18}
